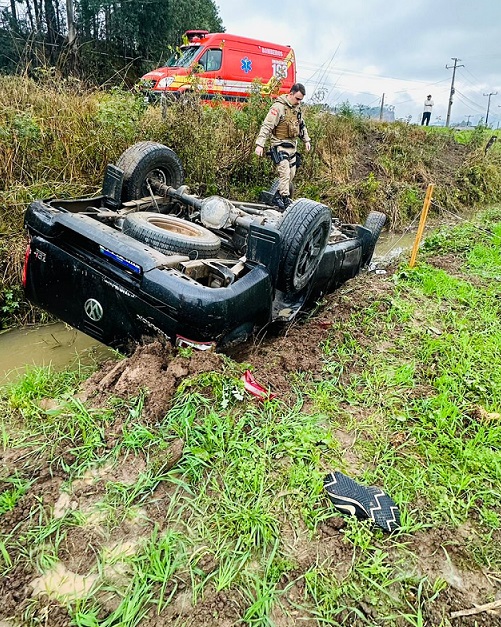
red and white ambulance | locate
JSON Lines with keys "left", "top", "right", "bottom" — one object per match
{"left": 140, "top": 30, "right": 296, "bottom": 102}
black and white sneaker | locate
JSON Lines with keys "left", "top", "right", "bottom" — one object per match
{"left": 324, "top": 471, "right": 401, "bottom": 533}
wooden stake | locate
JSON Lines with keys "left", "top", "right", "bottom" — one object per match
{"left": 409, "top": 183, "right": 434, "bottom": 268}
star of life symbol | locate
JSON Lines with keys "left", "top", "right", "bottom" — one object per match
{"left": 84, "top": 298, "right": 104, "bottom": 322}
{"left": 241, "top": 57, "right": 252, "bottom": 73}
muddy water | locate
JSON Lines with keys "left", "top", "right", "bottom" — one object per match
{"left": 373, "top": 230, "right": 418, "bottom": 263}
{"left": 0, "top": 323, "right": 114, "bottom": 386}
{"left": 0, "top": 232, "right": 419, "bottom": 386}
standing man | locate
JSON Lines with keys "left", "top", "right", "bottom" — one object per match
{"left": 255, "top": 83, "right": 311, "bottom": 211}
{"left": 421, "top": 95, "right": 434, "bottom": 126}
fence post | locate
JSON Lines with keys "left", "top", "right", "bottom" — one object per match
{"left": 409, "top": 183, "right": 435, "bottom": 268}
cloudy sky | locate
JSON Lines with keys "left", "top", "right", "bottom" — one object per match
{"left": 215, "top": 0, "right": 501, "bottom": 126}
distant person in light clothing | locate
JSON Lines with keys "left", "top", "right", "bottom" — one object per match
{"left": 421, "top": 95, "right": 434, "bottom": 126}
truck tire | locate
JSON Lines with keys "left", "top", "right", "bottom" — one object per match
{"left": 116, "top": 142, "right": 184, "bottom": 202}
{"left": 362, "top": 211, "right": 387, "bottom": 265}
{"left": 122, "top": 212, "right": 221, "bottom": 258}
{"left": 277, "top": 199, "right": 332, "bottom": 294}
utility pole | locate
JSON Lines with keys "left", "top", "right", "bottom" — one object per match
{"left": 379, "top": 93, "right": 385, "bottom": 121}
{"left": 483, "top": 92, "right": 497, "bottom": 127}
{"left": 445, "top": 57, "right": 464, "bottom": 127}
{"left": 465, "top": 115, "right": 473, "bottom": 127}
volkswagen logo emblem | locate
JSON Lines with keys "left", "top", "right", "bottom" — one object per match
{"left": 84, "top": 298, "right": 103, "bottom": 322}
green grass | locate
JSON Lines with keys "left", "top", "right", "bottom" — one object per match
{"left": 308, "top": 213, "right": 501, "bottom": 538}
{"left": 0, "top": 208, "right": 500, "bottom": 624}
{"left": 0, "top": 473, "right": 33, "bottom": 515}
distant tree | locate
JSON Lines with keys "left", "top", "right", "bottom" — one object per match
{"left": 336, "top": 101, "right": 355, "bottom": 117}
{"left": 0, "top": 0, "right": 224, "bottom": 84}
{"left": 355, "top": 103, "right": 370, "bottom": 118}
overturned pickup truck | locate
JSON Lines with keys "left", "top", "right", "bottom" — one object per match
{"left": 23, "top": 142, "right": 386, "bottom": 351}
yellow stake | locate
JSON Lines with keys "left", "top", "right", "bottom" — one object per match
{"left": 409, "top": 183, "right": 435, "bottom": 268}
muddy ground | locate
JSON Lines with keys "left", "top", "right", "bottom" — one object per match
{"left": 1, "top": 258, "right": 500, "bottom": 626}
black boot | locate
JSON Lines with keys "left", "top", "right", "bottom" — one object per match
{"left": 282, "top": 195, "right": 291, "bottom": 209}
{"left": 272, "top": 191, "right": 285, "bottom": 211}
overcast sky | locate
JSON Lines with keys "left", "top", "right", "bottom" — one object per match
{"left": 215, "top": 0, "right": 501, "bottom": 126}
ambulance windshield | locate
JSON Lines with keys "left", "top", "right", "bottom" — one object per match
{"left": 165, "top": 46, "right": 203, "bottom": 68}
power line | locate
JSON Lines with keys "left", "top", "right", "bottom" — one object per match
{"left": 393, "top": 78, "right": 450, "bottom": 95}
{"left": 297, "top": 61, "right": 440, "bottom": 86}
{"left": 454, "top": 89, "right": 487, "bottom": 113}
{"left": 312, "top": 45, "right": 342, "bottom": 103}
{"left": 456, "top": 68, "right": 480, "bottom": 88}
{"left": 459, "top": 66, "right": 485, "bottom": 85}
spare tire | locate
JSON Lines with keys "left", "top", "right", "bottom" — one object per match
{"left": 116, "top": 142, "right": 184, "bottom": 202}
{"left": 122, "top": 212, "right": 221, "bottom": 258}
{"left": 277, "top": 198, "right": 332, "bottom": 294}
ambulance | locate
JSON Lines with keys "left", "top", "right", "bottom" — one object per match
{"left": 140, "top": 30, "right": 296, "bottom": 102}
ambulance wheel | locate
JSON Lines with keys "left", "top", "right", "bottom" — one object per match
{"left": 122, "top": 212, "right": 221, "bottom": 258}
{"left": 116, "top": 142, "right": 185, "bottom": 202}
{"left": 277, "top": 199, "right": 331, "bottom": 294}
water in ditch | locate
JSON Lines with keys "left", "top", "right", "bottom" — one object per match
{"left": 0, "top": 231, "right": 419, "bottom": 386}
{"left": 0, "top": 323, "right": 115, "bottom": 387}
